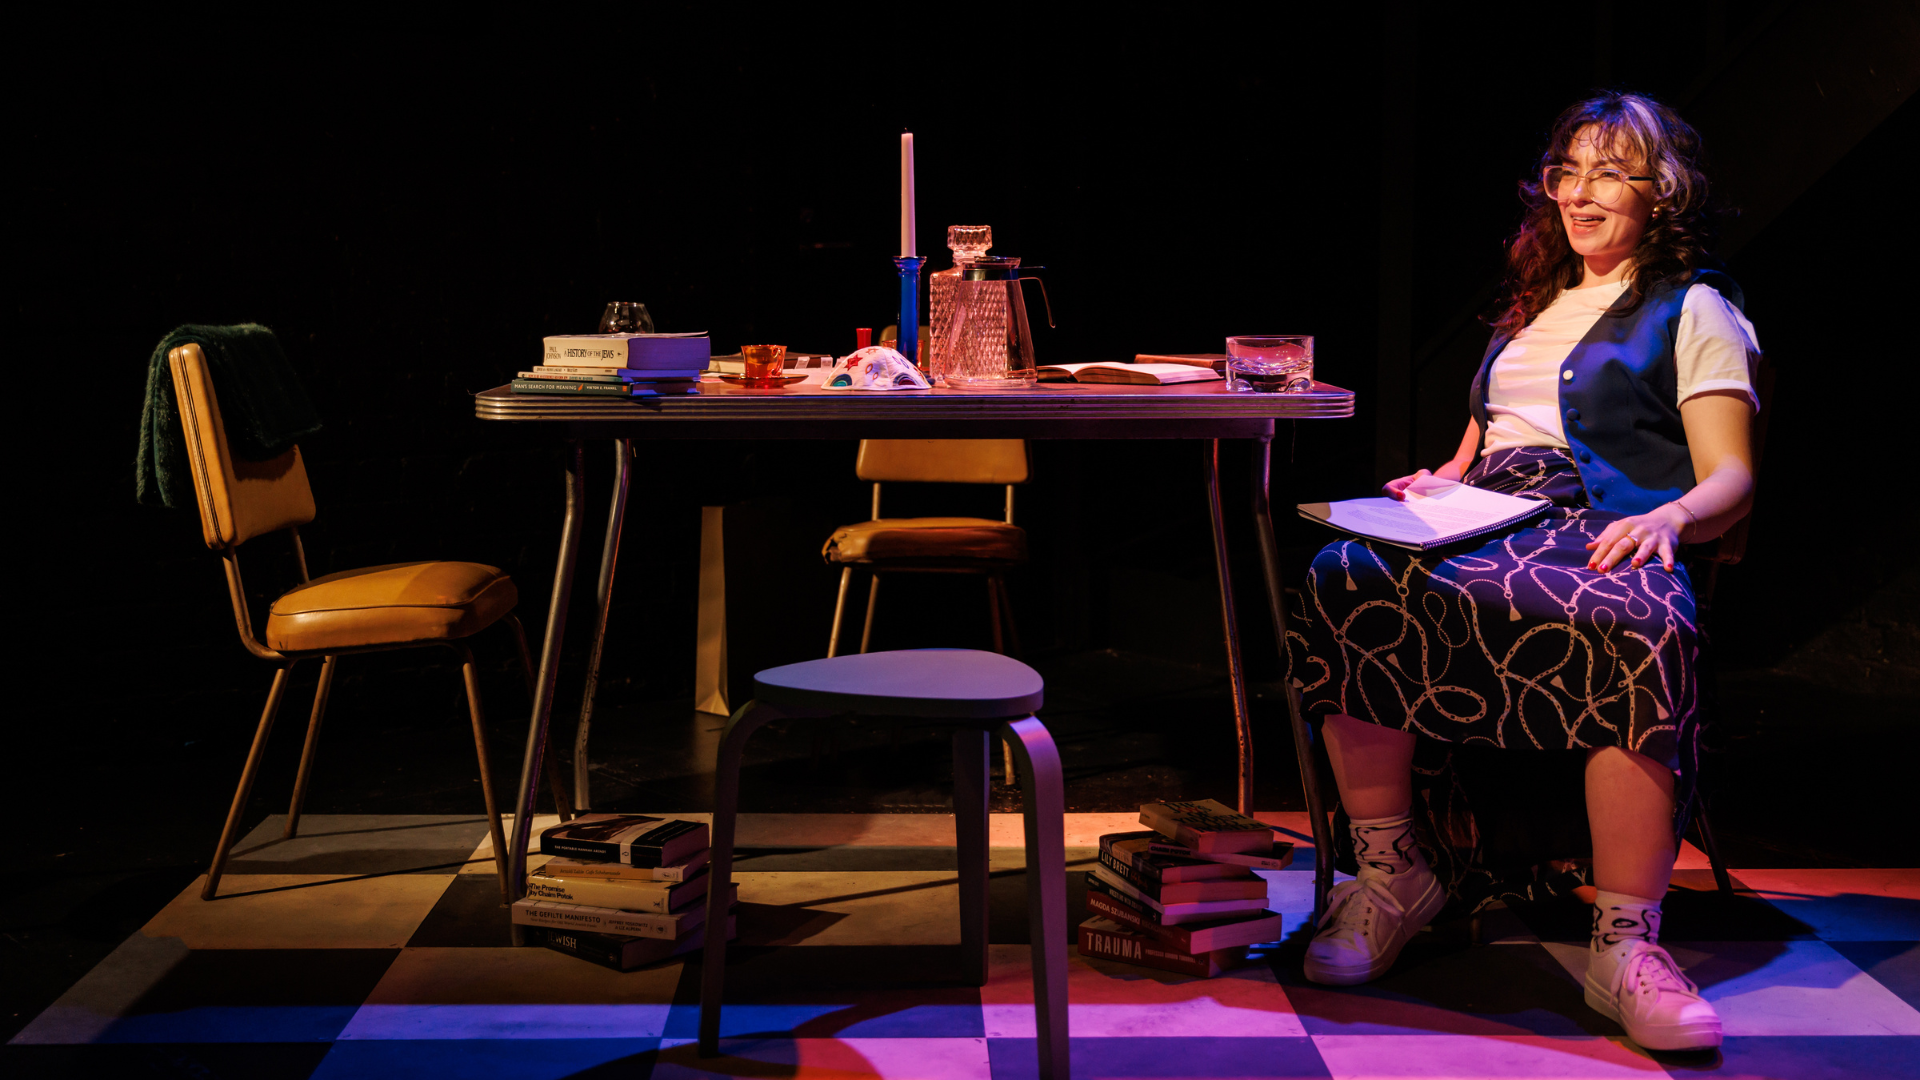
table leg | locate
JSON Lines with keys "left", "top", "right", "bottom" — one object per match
{"left": 1249, "top": 430, "right": 1334, "bottom": 922}
{"left": 1206, "top": 438, "right": 1255, "bottom": 816}
{"left": 509, "top": 440, "right": 586, "bottom": 943}
{"left": 572, "top": 438, "right": 633, "bottom": 810}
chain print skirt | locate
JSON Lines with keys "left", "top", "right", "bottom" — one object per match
{"left": 1287, "top": 446, "right": 1707, "bottom": 907}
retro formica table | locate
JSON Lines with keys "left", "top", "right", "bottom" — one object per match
{"left": 474, "top": 377, "right": 1355, "bottom": 924}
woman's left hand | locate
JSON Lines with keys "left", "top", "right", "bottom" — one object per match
{"left": 1585, "top": 505, "right": 1688, "bottom": 573}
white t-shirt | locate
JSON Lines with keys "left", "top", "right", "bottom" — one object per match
{"left": 1482, "top": 280, "right": 1761, "bottom": 455}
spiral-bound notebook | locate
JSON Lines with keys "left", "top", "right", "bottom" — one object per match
{"left": 1298, "top": 480, "right": 1551, "bottom": 551}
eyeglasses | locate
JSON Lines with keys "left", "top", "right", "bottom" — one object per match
{"left": 1543, "top": 166, "right": 1655, "bottom": 204}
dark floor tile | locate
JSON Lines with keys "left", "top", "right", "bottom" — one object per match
{"left": 987, "top": 1036, "right": 1331, "bottom": 1079}
{"left": 309, "top": 1038, "right": 660, "bottom": 1079}
{"left": 1, "top": 1041, "right": 333, "bottom": 1079}
{"left": 1270, "top": 936, "right": 1609, "bottom": 1036}
{"left": 93, "top": 949, "right": 398, "bottom": 1044}
{"left": 226, "top": 815, "right": 496, "bottom": 876}
{"left": 1828, "top": 941, "right": 1920, "bottom": 1012}
{"left": 988, "top": 870, "right": 1088, "bottom": 945}
{"left": 1508, "top": 884, "right": 1816, "bottom": 944}
{"left": 405, "top": 875, "right": 512, "bottom": 947}
{"left": 1664, "top": 1035, "right": 1920, "bottom": 1079}
{"left": 731, "top": 845, "right": 960, "bottom": 871}
{"left": 665, "top": 945, "right": 984, "bottom": 1038}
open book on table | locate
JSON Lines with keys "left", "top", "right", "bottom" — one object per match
{"left": 1036, "top": 362, "right": 1223, "bottom": 385}
{"left": 1298, "top": 477, "right": 1552, "bottom": 551}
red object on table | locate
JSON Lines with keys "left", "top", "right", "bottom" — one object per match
{"left": 855, "top": 327, "right": 872, "bottom": 350}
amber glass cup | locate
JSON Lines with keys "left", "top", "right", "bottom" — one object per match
{"left": 740, "top": 344, "right": 788, "bottom": 387}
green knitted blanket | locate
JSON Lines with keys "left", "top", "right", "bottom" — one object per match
{"left": 136, "top": 324, "right": 323, "bottom": 508}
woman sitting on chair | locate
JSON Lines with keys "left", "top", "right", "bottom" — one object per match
{"left": 1289, "top": 91, "right": 1759, "bottom": 1052}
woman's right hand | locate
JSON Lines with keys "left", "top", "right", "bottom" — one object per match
{"left": 1382, "top": 469, "right": 1434, "bottom": 501}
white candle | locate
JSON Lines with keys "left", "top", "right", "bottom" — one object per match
{"left": 900, "top": 132, "right": 916, "bottom": 257}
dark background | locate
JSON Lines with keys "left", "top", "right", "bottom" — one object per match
{"left": 4, "top": 0, "right": 1916, "bottom": 1034}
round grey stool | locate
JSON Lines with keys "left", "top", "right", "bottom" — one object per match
{"left": 699, "top": 648, "right": 1069, "bottom": 1079}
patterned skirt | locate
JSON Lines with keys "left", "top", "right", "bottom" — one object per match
{"left": 1287, "top": 446, "right": 1707, "bottom": 908}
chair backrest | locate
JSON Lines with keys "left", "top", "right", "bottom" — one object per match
{"left": 170, "top": 342, "right": 317, "bottom": 550}
{"left": 856, "top": 440, "right": 1030, "bottom": 485}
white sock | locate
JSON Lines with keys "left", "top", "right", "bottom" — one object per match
{"left": 1349, "top": 812, "right": 1424, "bottom": 878}
{"left": 1592, "top": 888, "right": 1663, "bottom": 952}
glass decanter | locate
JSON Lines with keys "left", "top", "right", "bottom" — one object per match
{"left": 928, "top": 225, "right": 992, "bottom": 384}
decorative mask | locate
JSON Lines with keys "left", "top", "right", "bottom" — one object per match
{"left": 820, "top": 346, "right": 931, "bottom": 391}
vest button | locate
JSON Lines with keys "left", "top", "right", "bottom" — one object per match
{"left": 1578, "top": 450, "right": 1591, "bottom": 463}
{"left": 1565, "top": 408, "right": 1581, "bottom": 423}
{"left": 1562, "top": 370, "right": 1574, "bottom": 382}
{"left": 1592, "top": 487, "right": 1605, "bottom": 500}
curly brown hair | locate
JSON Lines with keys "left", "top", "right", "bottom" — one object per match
{"left": 1490, "top": 92, "right": 1719, "bottom": 338}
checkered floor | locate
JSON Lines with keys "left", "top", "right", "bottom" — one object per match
{"left": 8, "top": 813, "right": 1917, "bottom": 1078}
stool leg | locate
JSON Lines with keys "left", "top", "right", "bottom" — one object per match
{"left": 700, "top": 700, "right": 783, "bottom": 1057}
{"left": 1003, "top": 715, "right": 1069, "bottom": 1080}
{"left": 952, "top": 727, "right": 992, "bottom": 986}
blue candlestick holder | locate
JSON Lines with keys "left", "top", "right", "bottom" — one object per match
{"left": 893, "top": 255, "right": 927, "bottom": 367}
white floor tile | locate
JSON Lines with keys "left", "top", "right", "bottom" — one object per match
{"left": 1312, "top": 1034, "right": 1666, "bottom": 1078}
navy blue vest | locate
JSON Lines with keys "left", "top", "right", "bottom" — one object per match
{"left": 1469, "top": 268, "right": 1746, "bottom": 516}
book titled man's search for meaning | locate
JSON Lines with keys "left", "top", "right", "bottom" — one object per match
{"left": 1298, "top": 477, "right": 1551, "bottom": 552}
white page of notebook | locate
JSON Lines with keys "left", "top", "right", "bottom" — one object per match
{"left": 1304, "top": 480, "right": 1546, "bottom": 548}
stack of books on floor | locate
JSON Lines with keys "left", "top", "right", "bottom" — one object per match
{"left": 511, "top": 813, "right": 736, "bottom": 971}
{"left": 1078, "top": 798, "right": 1293, "bottom": 978}
{"left": 511, "top": 332, "right": 709, "bottom": 397}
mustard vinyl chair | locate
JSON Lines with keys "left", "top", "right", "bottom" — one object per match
{"left": 168, "top": 343, "right": 571, "bottom": 902}
{"left": 822, "top": 439, "right": 1031, "bottom": 658}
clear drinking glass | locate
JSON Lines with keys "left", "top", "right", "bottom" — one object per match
{"left": 1225, "top": 335, "right": 1314, "bottom": 393}
{"left": 599, "top": 302, "right": 655, "bottom": 334}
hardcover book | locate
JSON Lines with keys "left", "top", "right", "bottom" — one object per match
{"left": 1096, "top": 849, "right": 1268, "bottom": 905}
{"left": 1132, "top": 353, "right": 1228, "bottom": 372}
{"left": 1141, "top": 839, "right": 1296, "bottom": 871}
{"left": 1099, "top": 831, "right": 1260, "bottom": 884}
{"left": 531, "top": 916, "right": 734, "bottom": 972}
{"left": 1139, "top": 799, "right": 1276, "bottom": 855}
{"left": 509, "top": 884, "right": 734, "bottom": 940}
{"left": 539, "top": 814, "right": 709, "bottom": 868}
{"left": 521, "top": 368, "right": 706, "bottom": 382}
{"left": 540, "top": 851, "right": 709, "bottom": 883}
{"left": 1090, "top": 865, "right": 1266, "bottom": 923}
{"left": 1077, "top": 916, "right": 1246, "bottom": 978}
{"left": 524, "top": 867, "right": 711, "bottom": 913}
{"left": 510, "top": 379, "right": 700, "bottom": 397}
{"left": 541, "top": 333, "right": 710, "bottom": 369}
{"left": 1034, "top": 362, "right": 1222, "bottom": 385}
{"left": 1085, "top": 877, "right": 1287, "bottom": 953}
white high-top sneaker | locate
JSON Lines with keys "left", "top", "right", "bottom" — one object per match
{"left": 1302, "top": 864, "right": 1446, "bottom": 985}
{"left": 1585, "top": 939, "right": 1723, "bottom": 1051}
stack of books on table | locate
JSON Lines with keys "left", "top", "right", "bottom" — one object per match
{"left": 511, "top": 813, "right": 736, "bottom": 971}
{"left": 511, "top": 333, "right": 709, "bottom": 397}
{"left": 1078, "top": 798, "right": 1293, "bottom": 978}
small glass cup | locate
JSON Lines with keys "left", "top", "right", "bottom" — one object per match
{"left": 1225, "top": 335, "right": 1314, "bottom": 393}
{"left": 599, "top": 302, "right": 655, "bottom": 334}
{"left": 740, "top": 344, "right": 787, "bottom": 387}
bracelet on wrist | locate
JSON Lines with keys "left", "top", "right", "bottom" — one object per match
{"left": 1672, "top": 501, "right": 1699, "bottom": 541}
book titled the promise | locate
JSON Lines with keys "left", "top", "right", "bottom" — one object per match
{"left": 1298, "top": 478, "right": 1551, "bottom": 552}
